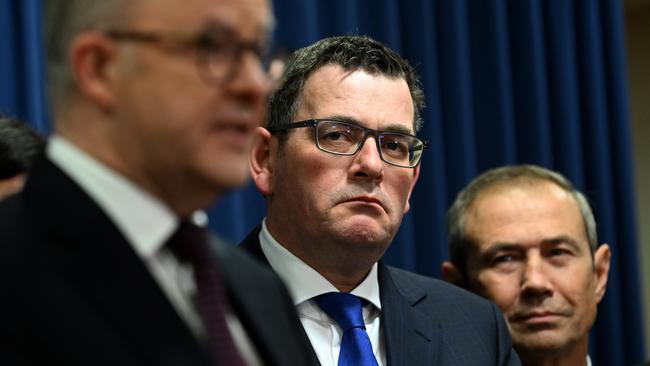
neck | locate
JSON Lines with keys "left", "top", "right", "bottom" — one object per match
{"left": 265, "top": 216, "right": 377, "bottom": 292}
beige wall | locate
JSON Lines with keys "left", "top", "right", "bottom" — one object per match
{"left": 625, "top": 0, "right": 650, "bottom": 355}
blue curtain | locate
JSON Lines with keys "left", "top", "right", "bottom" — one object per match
{"left": 0, "top": 0, "right": 644, "bottom": 364}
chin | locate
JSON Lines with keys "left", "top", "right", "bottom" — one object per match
{"left": 513, "top": 331, "right": 577, "bottom": 356}
{"left": 336, "top": 223, "right": 392, "bottom": 249}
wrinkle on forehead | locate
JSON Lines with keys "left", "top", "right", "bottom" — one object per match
{"left": 299, "top": 65, "right": 414, "bottom": 132}
{"left": 125, "top": 0, "right": 274, "bottom": 37}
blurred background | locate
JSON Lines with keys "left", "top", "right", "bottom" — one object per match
{"left": 1, "top": 0, "right": 648, "bottom": 364}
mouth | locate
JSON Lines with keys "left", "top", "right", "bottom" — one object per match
{"left": 510, "top": 310, "right": 567, "bottom": 325}
{"left": 342, "top": 195, "right": 387, "bottom": 212}
{"left": 211, "top": 119, "right": 256, "bottom": 149}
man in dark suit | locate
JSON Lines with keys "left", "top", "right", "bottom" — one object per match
{"left": 243, "top": 35, "right": 521, "bottom": 365}
{"left": 0, "top": 0, "right": 317, "bottom": 365}
{"left": 442, "top": 165, "right": 611, "bottom": 366}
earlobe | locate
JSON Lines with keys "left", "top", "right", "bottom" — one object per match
{"left": 441, "top": 261, "right": 464, "bottom": 286}
{"left": 71, "top": 32, "right": 118, "bottom": 110}
{"left": 250, "top": 127, "right": 276, "bottom": 196}
{"left": 593, "top": 244, "right": 611, "bottom": 303}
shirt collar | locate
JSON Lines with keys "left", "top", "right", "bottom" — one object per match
{"left": 259, "top": 219, "right": 381, "bottom": 310}
{"left": 47, "top": 135, "right": 178, "bottom": 259}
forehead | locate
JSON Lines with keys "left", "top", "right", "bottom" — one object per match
{"left": 298, "top": 65, "right": 415, "bottom": 132}
{"left": 465, "top": 182, "right": 589, "bottom": 250}
{"left": 125, "top": 0, "right": 273, "bottom": 36}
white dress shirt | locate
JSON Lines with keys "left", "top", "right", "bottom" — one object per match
{"left": 47, "top": 135, "right": 261, "bottom": 366}
{"left": 259, "top": 219, "right": 386, "bottom": 366}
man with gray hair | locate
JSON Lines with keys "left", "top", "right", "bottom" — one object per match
{"left": 442, "top": 164, "right": 611, "bottom": 366}
{"left": 0, "top": 0, "right": 318, "bottom": 365}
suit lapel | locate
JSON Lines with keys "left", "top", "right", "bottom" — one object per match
{"left": 238, "top": 226, "right": 268, "bottom": 265}
{"left": 379, "top": 263, "right": 440, "bottom": 366}
{"left": 26, "top": 159, "right": 212, "bottom": 366}
{"left": 236, "top": 226, "right": 320, "bottom": 365}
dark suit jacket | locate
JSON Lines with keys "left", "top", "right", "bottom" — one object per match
{"left": 0, "top": 158, "right": 318, "bottom": 366}
{"left": 240, "top": 226, "right": 522, "bottom": 366}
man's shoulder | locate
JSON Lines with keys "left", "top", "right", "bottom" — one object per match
{"left": 383, "top": 265, "right": 502, "bottom": 319}
{"left": 382, "top": 265, "right": 520, "bottom": 365}
{"left": 385, "top": 265, "right": 488, "bottom": 302}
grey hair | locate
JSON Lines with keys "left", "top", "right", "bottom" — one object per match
{"left": 447, "top": 164, "right": 598, "bottom": 275}
{"left": 44, "top": 0, "right": 130, "bottom": 116}
{"left": 266, "top": 35, "right": 425, "bottom": 144}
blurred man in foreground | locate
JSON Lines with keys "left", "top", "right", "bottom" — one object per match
{"left": 0, "top": 0, "right": 317, "bottom": 365}
{"left": 443, "top": 164, "right": 611, "bottom": 366}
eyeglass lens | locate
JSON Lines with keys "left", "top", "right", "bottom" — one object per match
{"left": 199, "top": 33, "right": 268, "bottom": 83}
{"left": 315, "top": 121, "right": 423, "bottom": 167}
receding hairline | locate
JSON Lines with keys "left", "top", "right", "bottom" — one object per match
{"left": 462, "top": 176, "right": 592, "bottom": 252}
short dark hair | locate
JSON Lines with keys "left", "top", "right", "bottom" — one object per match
{"left": 0, "top": 115, "right": 46, "bottom": 179}
{"left": 266, "top": 35, "right": 425, "bottom": 143}
{"left": 446, "top": 164, "right": 598, "bottom": 276}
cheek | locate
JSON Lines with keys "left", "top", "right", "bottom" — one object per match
{"left": 385, "top": 174, "right": 416, "bottom": 206}
{"left": 556, "top": 267, "right": 597, "bottom": 305}
{"left": 476, "top": 273, "right": 520, "bottom": 312}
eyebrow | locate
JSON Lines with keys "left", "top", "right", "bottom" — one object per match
{"left": 541, "top": 235, "right": 584, "bottom": 253}
{"left": 325, "top": 115, "right": 415, "bottom": 135}
{"left": 481, "top": 243, "right": 522, "bottom": 258}
{"left": 482, "top": 235, "right": 584, "bottom": 257}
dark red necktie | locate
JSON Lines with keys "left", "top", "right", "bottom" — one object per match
{"left": 168, "top": 221, "right": 247, "bottom": 366}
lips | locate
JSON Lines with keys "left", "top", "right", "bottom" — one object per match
{"left": 343, "top": 195, "right": 387, "bottom": 212}
{"left": 510, "top": 309, "right": 568, "bottom": 324}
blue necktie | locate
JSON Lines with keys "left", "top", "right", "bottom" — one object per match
{"left": 314, "top": 292, "right": 379, "bottom": 366}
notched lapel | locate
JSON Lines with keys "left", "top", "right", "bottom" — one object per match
{"left": 378, "top": 263, "right": 440, "bottom": 366}
{"left": 26, "top": 160, "right": 212, "bottom": 366}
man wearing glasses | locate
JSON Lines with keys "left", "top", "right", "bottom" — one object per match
{"left": 241, "top": 35, "right": 521, "bottom": 366}
{"left": 0, "top": 0, "right": 317, "bottom": 365}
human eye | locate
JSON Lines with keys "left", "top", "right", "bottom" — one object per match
{"left": 380, "top": 134, "right": 410, "bottom": 157}
{"left": 488, "top": 252, "right": 521, "bottom": 272}
{"left": 493, "top": 254, "right": 514, "bottom": 263}
{"left": 318, "top": 123, "right": 357, "bottom": 144}
{"left": 549, "top": 248, "right": 570, "bottom": 256}
{"left": 196, "top": 34, "right": 228, "bottom": 54}
{"left": 544, "top": 245, "right": 576, "bottom": 266}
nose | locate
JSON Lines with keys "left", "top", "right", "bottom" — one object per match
{"left": 349, "top": 137, "right": 384, "bottom": 182}
{"left": 520, "top": 254, "right": 553, "bottom": 300}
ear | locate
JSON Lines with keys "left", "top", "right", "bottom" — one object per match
{"left": 593, "top": 243, "right": 611, "bottom": 303}
{"left": 250, "top": 126, "right": 277, "bottom": 196}
{"left": 403, "top": 164, "right": 420, "bottom": 213}
{"left": 441, "top": 260, "right": 465, "bottom": 286}
{"left": 70, "top": 31, "right": 119, "bottom": 110}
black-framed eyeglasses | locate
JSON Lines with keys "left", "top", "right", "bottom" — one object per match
{"left": 268, "top": 119, "right": 428, "bottom": 168}
{"left": 103, "top": 24, "right": 270, "bottom": 85}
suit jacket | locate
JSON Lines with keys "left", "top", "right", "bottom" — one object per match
{"left": 0, "top": 158, "right": 318, "bottom": 366}
{"left": 240, "top": 226, "right": 522, "bottom": 366}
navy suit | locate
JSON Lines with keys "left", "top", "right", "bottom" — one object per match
{"left": 0, "top": 158, "right": 318, "bottom": 366}
{"left": 240, "top": 226, "right": 522, "bottom": 366}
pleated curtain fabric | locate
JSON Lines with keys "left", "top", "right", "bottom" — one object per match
{"left": 0, "top": 0, "right": 645, "bottom": 364}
